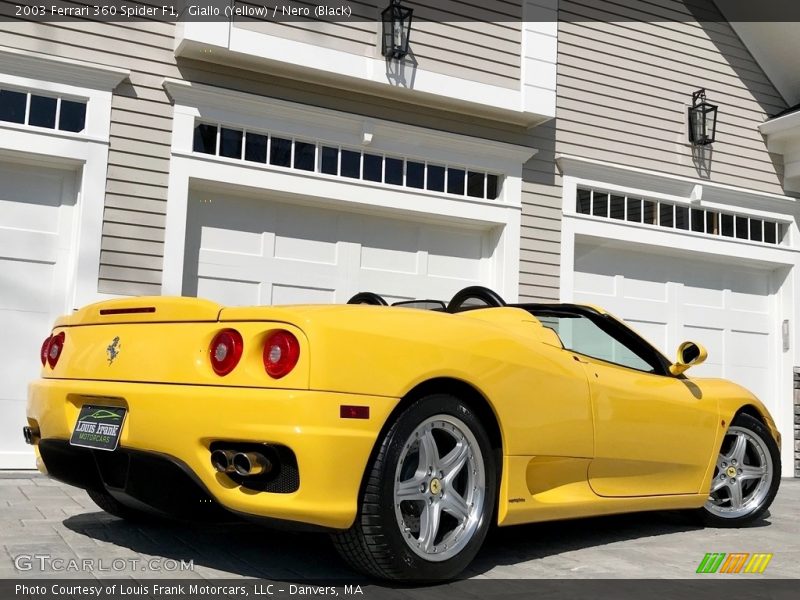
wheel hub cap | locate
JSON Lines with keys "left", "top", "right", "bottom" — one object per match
{"left": 726, "top": 466, "right": 737, "bottom": 478}
{"left": 429, "top": 478, "right": 442, "bottom": 495}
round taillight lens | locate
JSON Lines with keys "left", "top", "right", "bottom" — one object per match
{"left": 209, "top": 329, "right": 243, "bottom": 376}
{"left": 263, "top": 330, "right": 300, "bottom": 379}
{"left": 47, "top": 332, "right": 65, "bottom": 368}
{"left": 40, "top": 335, "right": 52, "bottom": 366}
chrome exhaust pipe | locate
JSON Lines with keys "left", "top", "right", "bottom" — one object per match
{"left": 22, "top": 426, "right": 39, "bottom": 445}
{"left": 232, "top": 452, "right": 272, "bottom": 477}
{"left": 210, "top": 449, "right": 236, "bottom": 473}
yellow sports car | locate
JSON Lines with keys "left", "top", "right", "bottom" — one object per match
{"left": 26, "top": 286, "right": 781, "bottom": 581}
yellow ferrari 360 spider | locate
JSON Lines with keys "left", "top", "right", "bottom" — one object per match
{"left": 26, "top": 286, "right": 781, "bottom": 580}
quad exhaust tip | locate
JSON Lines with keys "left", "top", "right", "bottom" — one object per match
{"left": 211, "top": 449, "right": 273, "bottom": 477}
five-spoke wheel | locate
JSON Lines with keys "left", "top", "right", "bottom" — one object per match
{"left": 702, "top": 413, "right": 780, "bottom": 526}
{"left": 333, "top": 394, "right": 496, "bottom": 581}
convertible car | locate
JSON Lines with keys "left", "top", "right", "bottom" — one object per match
{"left": 26, "top": 286, "right": 781, "bottom": 580}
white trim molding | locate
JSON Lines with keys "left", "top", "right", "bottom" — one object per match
{"left": 558, "top": 160, "right": 800, "bottom": 478}
{"left": 162, "top": 79, "right": 537, "bottom": 301}
{"left": 759, "top": 110, "right": 800, "bottom": 194}
{"left": 0, "top": 48, "right": 128, "bottom": 310}
{"left": 174, "top": 20, "right": 555, "bottom": 127}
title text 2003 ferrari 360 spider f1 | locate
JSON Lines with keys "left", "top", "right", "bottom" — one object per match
{"left": 26, "top": 286, "right": 781, "bottom": 580}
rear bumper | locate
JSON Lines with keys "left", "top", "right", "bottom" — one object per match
{"left": 27, "top": 378, "right": 398, "bottom": 529}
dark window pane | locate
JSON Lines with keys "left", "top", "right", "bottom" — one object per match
{"left": 721, "top": 213, "right": 734, "bottom": 237}
{"left": 363, "top": 153, "right": 382, "bottom": 182}
{"left": 340, "top": 149, "right": 360, "bottom": 178}
{"left": 487, "top": 174, "right": 499, "bottom": 199}
{"left": 321, "top": 146, "right": 338, "bottom": 175}
{"left": 610, "top": 195, "right": 625, "bottom": 220}
{"left": 691, "top": 209, "right": 705, "bottom": 232}
{"left": 735, "top": 216, "right": 748, "bottom": 239}
{"left": 245, "top": 133, "right": 267, "bottom": 163}
{"left": 0, "top": 89, "right": 26, "bottom": 124}
{"left": 706, "top": 211, "right": 718, "bottom": 234}
{"left": 427, "top": 164, "right": 445, "bottom": 192}
{"left": 58, "top": 100, "right": 86, "bottom": 132}
{"left": 467, "top": 172, "right": 484, "bottom": 198}
{"left": 294, "top": 141, "right": 315, "bottom": 171}
{"left": 675, "top": 205, "right": 689, "bottom": 230}
{"left": 643, "top": 200, "right": 656, "bottom": 224}
{"left": 659, "top": 203, "right": 674, "bottom": 227}
{"left": 219, "top": 128, "right": 243, "bottom": 159}
{"left": 626, "top": 197, "right": 641, "bottom": 222}
{"left": 750, "top": 219, "right": 763, "bottom": 242}
{"left": 29, "top": 95, "right": 56, "bottom": 129}
{"left": 193, "top": 123, "right": 217, "bottom": 155}
{"left": 592, "top": 192, "right": 608, "bottom": 217}
{"left": 385, "top": 157, "right": 403, "bottom": 185}
{"left": 407, "top": 161, "right": 424, "bottom": 188}
{"left": 447, "top": 168, "right": 465, "bottom": 195}
{"left": 764, "top": 222, "right": 777, "bottom": 244}
{"left": 577, "top": 188, "right": 591, "bottom": 214}
{"left": 270, "top": 137, "right": 291, "bottom": 167}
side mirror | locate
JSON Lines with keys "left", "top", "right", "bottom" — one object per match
{"left": 669, "top": 341, "right": 708, "bottom": 376}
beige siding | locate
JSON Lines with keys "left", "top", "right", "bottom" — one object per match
{"left": 232, "top": 0, "right": 522, "bottom": 90}
{"left": 556, "top": 0, "right": 787, "bottom": 194}
{"left": 0, "top": 9, "right": 175, "bottom": 295}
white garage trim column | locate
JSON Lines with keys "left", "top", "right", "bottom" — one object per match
{"left": 161, "top": 79, "right": 535, "bottom": 302}
{"left": 557, "top": 155, "right": 800, "bottom": 478}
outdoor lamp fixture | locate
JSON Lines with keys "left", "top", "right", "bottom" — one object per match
{"left": 382, "top": 0, "right": 413, "bottom": 59}
{"left": 688, "top": 88, "right": 718, "bottom": 146}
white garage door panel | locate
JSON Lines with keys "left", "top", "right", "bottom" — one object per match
{"left": 185, "top": 193, "right": 492, "bottom": 306}
{"left": 0, "top": 162, "right": 76, "bottom": 469}
{"left": 574, "top": 243, "right": 777, "bottom": 414}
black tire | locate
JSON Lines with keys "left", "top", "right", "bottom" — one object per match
{"left": 332, "top": 394, "right": 497, "bottom": 581}
{"left": 86, "top": 488, "right": 163, "bottom": 523}
{"left": 699, "top": 414, "right": 781, "bottom": 527}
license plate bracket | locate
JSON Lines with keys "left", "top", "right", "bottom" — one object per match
{"left": 69, "top": 405, "right": 127, "bottom": 451}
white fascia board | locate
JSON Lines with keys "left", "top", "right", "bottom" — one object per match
{"left": 163, "top": 78, "right": 537, "bottom": 170}
{"left": 0, "top": 45, "right": 129, "bottom": 91}
{"left": 759, "top": 112, "right": 800, "bottom": 193}
{"left": 556, "top": 154, "right": 798, "bottom": 211}
{"left": 175, "top": 22, "right": 555, "bottom": 127}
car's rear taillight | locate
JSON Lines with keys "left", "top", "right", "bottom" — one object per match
{"left": 40, "top": 335, "right": 52, "bottom": 366}
{"left": 209, "top": 329, "right": 243, "bottom": 376}
{"left": 46, "top": 332, "right": 65, "bottom": 368}
{"left": 263, "top": 330, "right": 300, "bottom": 379}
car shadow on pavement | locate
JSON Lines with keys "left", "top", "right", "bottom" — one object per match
{"left": 62, "top": 509, "right": 772, "bottom": 580}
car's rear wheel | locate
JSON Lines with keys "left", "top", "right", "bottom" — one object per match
{"left": 701, "top": 413, "right": 780, "bottom": 527}
{"left": 332, "top": 394, "right": 496, "bottom": 581}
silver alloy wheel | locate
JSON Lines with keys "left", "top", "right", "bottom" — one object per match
{"left": 705, "top": 425, "right": 773, "bottom": 519}
{"left": 393, "top": 415, "right": 485, "bottom": 562}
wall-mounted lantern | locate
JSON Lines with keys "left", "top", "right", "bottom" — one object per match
{"left": 688, "top": 88, "right": 718, "bottom": 146}
{"left": 381, "top": 0, "right": 413, "bottom": 60}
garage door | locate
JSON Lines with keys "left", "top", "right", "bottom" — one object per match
{"left": 183, "top": 193, "right": 495, "bottom": 306}
{"left": 573, "top": 242, "right": 776, "bottom": 413}
{"left": 0, "top": 161, "right": 76, "bottom": 468}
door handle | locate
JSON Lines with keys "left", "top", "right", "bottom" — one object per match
{"left": 572, "top": 355, "right": 589, "bottom": 364}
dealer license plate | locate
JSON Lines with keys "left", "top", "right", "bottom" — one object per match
{"left": 69, "top": 405, "right": 127, "bottom": 451}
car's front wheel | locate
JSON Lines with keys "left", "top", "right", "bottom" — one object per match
{"left": 701, "top": 413, "right": 781, "bottom": 527}
{"left": 333, "top": 394, "right": 496, "bottom": 581}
